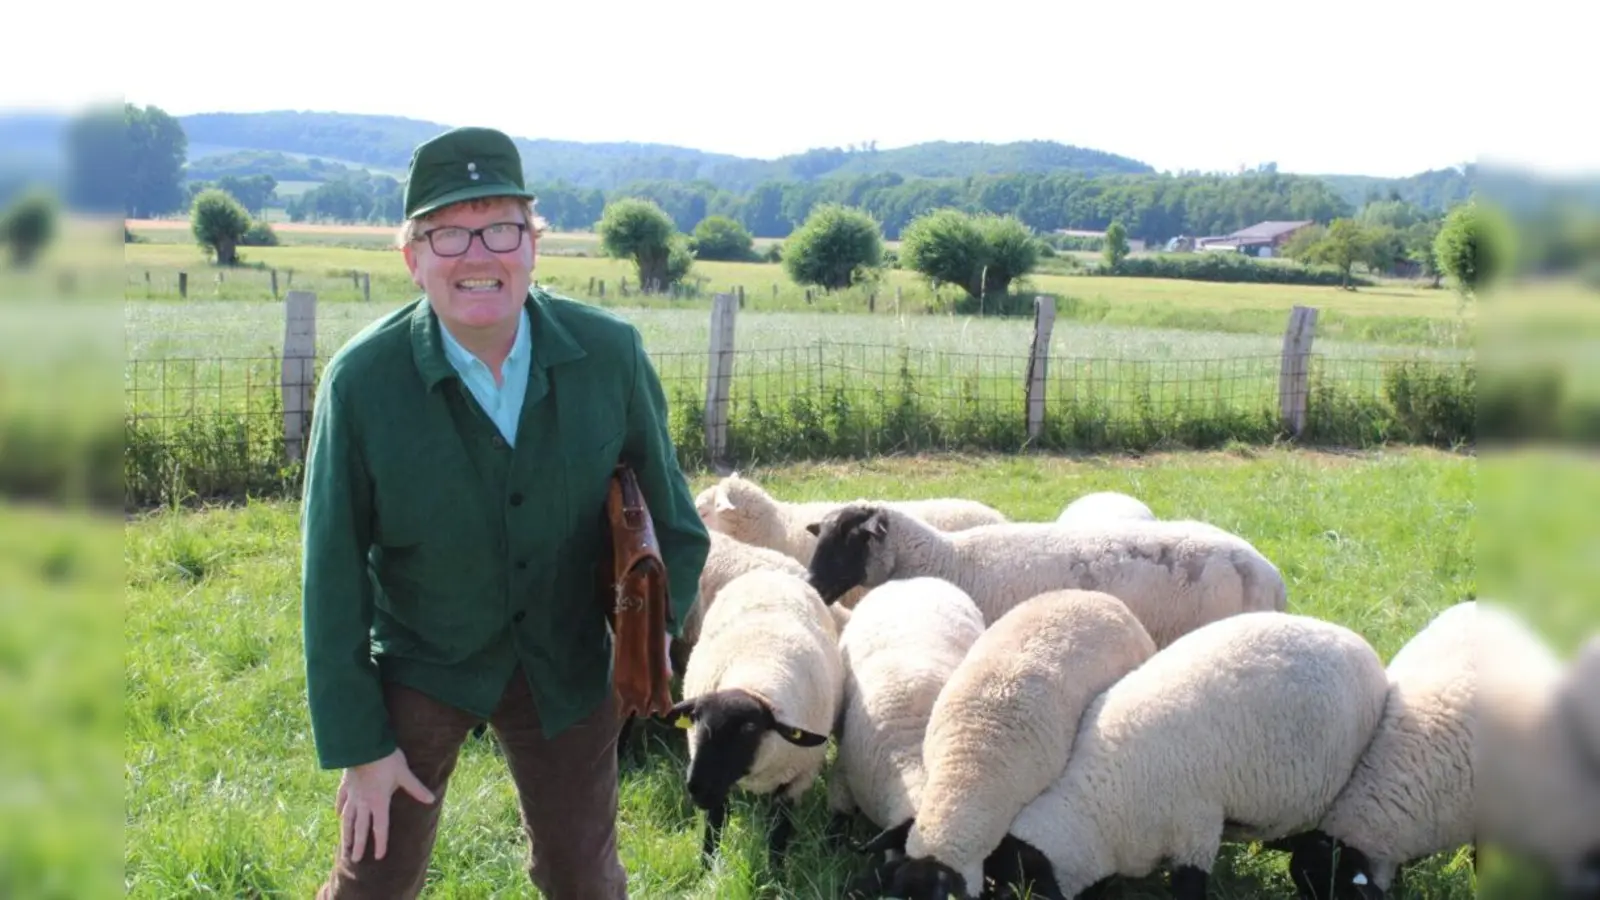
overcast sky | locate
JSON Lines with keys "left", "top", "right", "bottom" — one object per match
{"left": 5, "top": 0, "right": 1594, "bottom": 179}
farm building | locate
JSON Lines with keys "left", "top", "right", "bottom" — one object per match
{"left": 1194, "top": 220, "right": 1314, "bottom": 257}
{"left": 1053, "top": 228, "right": 1148, "bottom": 253}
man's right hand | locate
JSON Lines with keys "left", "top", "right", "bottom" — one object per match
{"left": 335, "top": 747, "right": 438, "bottom": 862}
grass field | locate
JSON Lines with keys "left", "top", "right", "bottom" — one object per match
{"left": 120, "top": 447, "right": 1504, "bottom": 899}
{"left": 121, "top": 233, "right": 1477, "bottom": 349}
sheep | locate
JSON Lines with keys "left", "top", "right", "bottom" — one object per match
{"left": 804, "top": 502, "right": 1286, "bottom": 648}
{"left": 862, "top": 611, "right": 1389, "bottom": 900}
{"left": 876, "top": 589, "right": 1160, "bottom": 897}
{"left": 694, "top": 471, "right": 1009, "bottom": 565}
{"left": 1270, "top": 600, "right": 1478, "bottom": 899}
{"left": 1473, "top": 603, "right": 1600, "bottom": 898}
{"left": 1056, "top": 490, "right": 1156, "bottom": 523}
{"left": 825, "top": 577, "right": 987, "bottom": 858}
{"left": 664, "top": 568, "right": 845, "bottom": 873}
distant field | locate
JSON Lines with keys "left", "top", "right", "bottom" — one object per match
{"left": 121, "top": 238, "right": 1478, "bottom": 350}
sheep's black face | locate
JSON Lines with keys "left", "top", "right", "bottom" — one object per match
{"left": 887, "top": 858, "right": 968, "bottom": 900}
{"left": 805, "top": 505, "right": 888, "bottom": 605}
{"left": 668, "top": 689, "right": 828, "bottom": 810}
{"left": 1273, "top": 832, "right": 1382, "bottom": 900}
{"left": 985, "top": 835, "right": 1064, "bottom": 900}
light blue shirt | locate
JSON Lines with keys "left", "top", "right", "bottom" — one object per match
{"left": 437, "top": 306, "right": 531, "bottom": 447}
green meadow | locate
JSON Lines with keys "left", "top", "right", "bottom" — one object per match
{"left": 120, "top": 447, "right": 1512, "bottom": 899}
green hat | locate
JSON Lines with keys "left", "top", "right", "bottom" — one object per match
{"left": 403, "top": 126, "right": 535, "bottom": 219}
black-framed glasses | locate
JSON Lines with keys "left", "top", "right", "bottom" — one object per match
{"left": 416, "top": 221, "right": 528, "bottom": 257}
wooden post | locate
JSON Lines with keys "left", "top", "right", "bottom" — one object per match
{"left": 704, "top": 293, "right": 738, "bottom": 468}
{"left": 270, "top": 268, "right": 279, "bottom": 299}
{"left": 598, "top": 280, "right": 606, "bottom": 299}
{"left": 868, "top": 291, "right": 876, "bottom": 313}
{"left": 362, "top": 272, "right": 371, "bottom": 303}
{"left": 178, "top": 272, "right": 187, "bottom": 298}
{"left": 282, "top": 290, "right": 318, "bottom": 463}
{"left": 1025, "top": 295, "right": 1057, "bottom": 442}
{"left": 737, "top": 284, "right": 745, "bottom": 308}
{"left": 895, "top": 285, "right": 902, "bottom": 315}
{"left": 588, "top": 276, "right": 596, "bottom": 294}
{"left": 1278, "top": 305, "right": 1318, "bottom": 436}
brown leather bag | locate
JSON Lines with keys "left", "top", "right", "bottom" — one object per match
{"left": 597, "top": 463, "right": 675, "bottom": 719}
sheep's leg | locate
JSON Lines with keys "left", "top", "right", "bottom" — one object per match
{"left": 766, "top": 792, "right": 799, "bottom": 872}
{"left": 700, "top": 799, "right": 727, "bottom": 866}
{"left": 824, "top": 810, "right": 854, "bottom": 850}
{"left": 1169, "top": 865, "right": 1208, "bottom": 900}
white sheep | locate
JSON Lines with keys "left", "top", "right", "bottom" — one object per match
{"left": 1270, "top": 600, "right": 1478, "bottom": 898}
{"left": 694, "top": 471, "right": 1008, "bottom": 565}
{"left": 1473, "top": 602, "right": 1600, "bottom": 897}
{"left": 665, "top": 568, "right": 845, "bottom": 872}
{"left": 885, "top": 611, "right": 1389, "bottom": 900}
{"left": 804, "top": 502, "right": 1286, "bottom": 647}
{"left": 1056, "top": 490, "right": 1156, "bottom": 523}
{"left": 825, "top": 577, "right": 987, "bottom": 854}
{"left": 883, "top": 589, "right": 1160, "bottom": 895}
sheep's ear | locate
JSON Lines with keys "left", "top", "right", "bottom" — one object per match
{"left": 863, "top": 510, "right": 889, "bottom": 538}
{"left": 713, "top": 483, "right": 735, "bottom": 512}
{"left": 663, "top": 697, "right": 697, "bottom": 730}
{"left": 772, "top": 720, "right": 829, "bottom": 747}
{"left": 805, "top": 521, "right": 822, "bottom": 536}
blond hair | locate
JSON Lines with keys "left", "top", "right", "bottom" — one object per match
{"left": 395, "top": 196, "right": 550, "bottom": 250}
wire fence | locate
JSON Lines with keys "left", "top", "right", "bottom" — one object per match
{"left": 120, "top": 339, "right": 1476, "bottom": 509}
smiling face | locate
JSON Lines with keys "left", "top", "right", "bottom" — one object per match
{"left": 401, "top": 196, "right": 536, "bottom": 338}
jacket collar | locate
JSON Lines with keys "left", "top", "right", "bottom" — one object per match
{"left": 411, "top": 287, "right": 586, "bottom": 391}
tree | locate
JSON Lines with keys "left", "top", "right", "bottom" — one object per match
{"left": 691, "top": 215, "right": 754, "bottom": 261}
{"left": 190, "top": 188, "right": 252, "bottom": 265}
{"left": 1404, "top": 219, "right": 1444, "bottom": 287}
{"left": 598, "top": 197, "right": 692, "bottom": 291}
{"left": 1102, "top": 220, "right": 1130, "bottom": 270}
{"left": 0, "top": 188, "right": 58, "bottom": 268}
{"left": 782, "top": 203, "right": 883, "bottom": 291}
{"left": 123, "top": 104, "right": 188, "bottom": 218}
{"left": 1433, "top": 199, "right": 1514, "bottom": 299}
{"left": 1301, "top": 218, "right": 1373, "bottom": 289}
{"left": 900, "top": 209, "right": 1042, "bottom": 300}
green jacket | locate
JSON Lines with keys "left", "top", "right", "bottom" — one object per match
{"left": 299, "top": 288, "right": 710, "bottom": 770}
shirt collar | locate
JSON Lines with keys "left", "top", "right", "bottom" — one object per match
{"left": 436, "top": 302, "right": 529, "bottom": 376}
{"left": 411, "top": 288, "right": 586, "bottom": 391}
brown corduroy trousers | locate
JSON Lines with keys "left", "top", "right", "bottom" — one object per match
{"left": 316, "top": 668, "right": 628, "bottom": 899}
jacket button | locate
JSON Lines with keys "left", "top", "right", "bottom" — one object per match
{"left": 510, "top": 492, "right": 523, "bottom": 506}
{"left": 516, "top": 560, "right": 528, "bottom": 570}
{"left": 513, "top": 611, "right": 526, "bottom": 623}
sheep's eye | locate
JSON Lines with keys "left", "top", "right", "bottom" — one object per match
{"left": 742, "top": 721, "right": 759, "bottom": 734}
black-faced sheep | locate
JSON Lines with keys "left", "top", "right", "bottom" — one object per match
{"left": 1270, "top": 600, "right": 1477, "bottom": 899}
{"left": 804, "top": 502, "right": 1286, "bottom": 647}
{"left": 873, "top": 589, "right": 1159, "bottom": 898}
{"left": 867, "top": 611, "right": 1390, "bottom": 900}
{"left": 1473, "top": 602, "right": 1600, "bottom": 898}
{"left": 826, "top": 578, "right": 987, "bottom": 860}
{"left": 1056, "top": 490, "right": 1155, "bottom": 523}
{"left": 665, "top": 568, "right": 844, "bottom": 872}
{"left": 694, "top": 472, "right": 1008, "bottom": 565}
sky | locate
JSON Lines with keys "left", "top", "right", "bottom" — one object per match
{"left": 5, "top": 0, "right": 1596, "bottom": 180}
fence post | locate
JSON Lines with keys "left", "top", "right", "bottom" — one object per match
{"left": 1025, "top": 295, "right": 1057, "bottom": 442}
{"left": 362, "top": 272, "right": 371, "bottom": 303}
{"left": 270, "top": 268, "right": 279, "bottom": 300}
{"left": 178, "top": 272, "right": 187, "bottom": 298}
{"left": 282, "top": 290, "right": 318, "bottom": 464}
{"left": 704, "top": 293, "right": 738, "bottom": 468}
{"left": 1278, "top": 305, "right": 1318, "bottom": 437}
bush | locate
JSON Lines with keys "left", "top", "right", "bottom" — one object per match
{"left": 240, "top": 220, "right": 279, "bottom": 247}
{"left": 1107, "top": 253, "right": 1371, "bottom": 287}
{"left": 782, "top": 204, "right": 884, "bottom": 290}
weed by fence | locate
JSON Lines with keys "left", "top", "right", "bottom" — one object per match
{"left": 116, "top": 292, "right": 1482, "bottom": 509}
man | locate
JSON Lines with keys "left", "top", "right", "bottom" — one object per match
{"left": 299, "top": 125, "right": 710, "bottom": 899}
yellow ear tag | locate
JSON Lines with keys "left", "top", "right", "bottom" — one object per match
{"left": 790, "top": 728, "right": 804, "bottom": 740}
{"left": 675, "top": 715, "right": 692, "bottom": 730}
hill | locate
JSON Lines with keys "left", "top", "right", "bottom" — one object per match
{"left": 175, "top": 111, "right": 1156, "bottom": 192}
